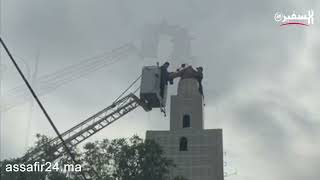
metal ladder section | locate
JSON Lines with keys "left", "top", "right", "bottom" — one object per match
{"left": 23, "top": 93, "right": 151, "bottom": 163}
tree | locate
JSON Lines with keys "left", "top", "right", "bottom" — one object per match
{"left": 0, "top": 135, "right": 177, "bottom": 180}
{"left": 0, "top": 134, "right": 57, "bottom": 180}
{"left": 81, "top": 135, "right": 174, "bottom": 180}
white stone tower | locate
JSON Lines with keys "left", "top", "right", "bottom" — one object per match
{"left": 146, "top": 78, "right": 224, "bottom": 180}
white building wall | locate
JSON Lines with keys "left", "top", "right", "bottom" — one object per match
{"left": 146, "top": 78, "right": 224, "bottom": 180}
{"left": 146, "top": 129, "right": 223, "bottom": 180}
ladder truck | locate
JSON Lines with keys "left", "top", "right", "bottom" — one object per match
{"left": 22, "top": 64, "right": 199, "bottom": 164}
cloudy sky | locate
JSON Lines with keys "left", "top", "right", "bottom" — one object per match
{"left": 1, "top": 0, "right": 320, "bottom": 180}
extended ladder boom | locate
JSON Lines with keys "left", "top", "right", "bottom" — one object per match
{"left": 24, "top": 93, "right": 151, "bottom": 163}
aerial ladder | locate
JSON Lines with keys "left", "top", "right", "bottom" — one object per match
{"left": 0, "top": 36, "right": 203, "bottom": 180}
{"left": 23, "top": 92, "right": 150, "bottom": 163}
{"left": 21, "top": 64, "right": 187, "bottom": 163}
{"left": 22, "top": 64, "right": 200, "bottom": 164}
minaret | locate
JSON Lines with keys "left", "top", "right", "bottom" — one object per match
{"left": 146, "top": 77, "right": 224, "bottom": 180}
{"left": 170, "top": 78, "right": 204, "bottom": 130}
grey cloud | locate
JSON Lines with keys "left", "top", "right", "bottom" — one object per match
{"left": 1, "top": 1, "right": 320, "bottom": 180}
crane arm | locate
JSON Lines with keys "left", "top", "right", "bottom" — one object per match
{"left": 23, "top": 93, "right": 151, "bottom": 163}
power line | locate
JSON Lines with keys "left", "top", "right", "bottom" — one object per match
{"left": 8, "top": 43, "right": 134, "bottom": 95}
{"left": 1, "top": 43, "right": 137, "bottom": 112}
{"left": 113, "top": 74, "right": 141, "bottom": 103}
{"left": 24, "top": 51, "right": 40, "bottom": 150}
{"left": 0, "top": 37, "right": 88, "bottom": 180}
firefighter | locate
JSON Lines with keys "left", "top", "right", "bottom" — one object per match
{"left": 196, "top": 66, "right": 204, "bottom": 97}
{"left": 160, "top": 62, "right": 170, "bottom": 98}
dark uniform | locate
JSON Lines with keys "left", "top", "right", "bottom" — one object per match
{"left": 196, "top": 67, "right": 204, "bottom": 97}
{"left": 160, "top": 62, "right": 170, "bottom": 98}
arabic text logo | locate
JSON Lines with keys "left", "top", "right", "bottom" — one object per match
{"left": 274, "top": 10, "right": 314, "bottom": 26}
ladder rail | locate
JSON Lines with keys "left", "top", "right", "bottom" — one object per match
{"left": 23, "top": 93, "right": 150, "bottom": 163}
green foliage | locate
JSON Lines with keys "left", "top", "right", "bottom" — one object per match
{"left": 0, "top": 134, "right": 179, "bottom": 180}
{"left": 81, "top": 135, "right": 174, "bottom": 180}
{"left": 0, "top": 134, "right": 53, "bottom": 180}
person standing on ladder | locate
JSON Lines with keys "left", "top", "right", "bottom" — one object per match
{"left": 160, "top": 62, "right": 170, "bottom": 98}
{"left": 196, "top": 66, "right": 204, "bottom": 98}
